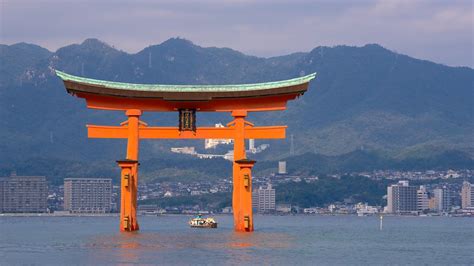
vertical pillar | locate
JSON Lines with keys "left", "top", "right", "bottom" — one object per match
{"left": 235, "top": 159, "right": 255, "bottom": 232}
{"left": 118, "top": 109, "right": 141, "bottom": 232}
{"left": 232, "top": 110, "right": 254, "bottom": 232}
{"left": 117, "top": 160, "right": 139, "bottom": 231}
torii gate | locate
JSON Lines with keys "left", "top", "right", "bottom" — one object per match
{"left": 56, "top": 70, "right": 315, "bottom": 232}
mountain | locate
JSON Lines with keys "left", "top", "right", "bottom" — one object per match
{"left": 0, "top": 38, "right": 473, "bottom": 180}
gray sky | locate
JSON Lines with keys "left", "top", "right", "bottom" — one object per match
{"left": 1, "top": 0, "right": 473, "bottom": 67}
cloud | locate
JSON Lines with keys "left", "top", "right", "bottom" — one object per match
{"left": 0, "top": 0, "right": 472, "bottom": 67}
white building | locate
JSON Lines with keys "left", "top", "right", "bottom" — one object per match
{"left": 386, "top": 185, "right": 393, "bottom": 213}
{"left": 443, "top": 170, "right": 460, "bottom": 179}
{"left": 461, "top": 181, "right": 473, "bottom": 209}
{"left": 170, "top": 146, "right": 196, "bottom": 155}
{"left": 204, "top": 123, "right": 233, "bottom": 149}
{"left": 417, "top": 186, "right": 429, "bottom": 212}
{"left": 433, "top": 186, "right": 451, "bottom": 212}
{"left": 355, "top": 202, "right": 378, "bottom": 216}
{"left": 303, "top": 207, "right": 319, "bottom": 214}
{"left": 278, "top": 161, "right": 287, "bottom": 174}
{"left": 252, "top": 184, "right": 276, "bottom": 213}
{"left": 433, "top": 188, "right": 443, "bottom": 211}
{"left": 249, "top": 139, "right": 256, "bottom": 153}
{"left": 276, "top": 204, "right": 291, "bottom": 213}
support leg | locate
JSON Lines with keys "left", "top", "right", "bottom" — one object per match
{"left": 231, "top": 110, "right": 255, "bottom": 232}
{"left": 234, "top": 160, "right": 255, "bottom": 232}
{"left": 119, "top": 109, "right": 142, "bottom": 232}
{"left": 118, "top": 160, "right": 139, "bottom": 231}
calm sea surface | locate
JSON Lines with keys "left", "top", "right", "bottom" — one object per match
{"left": 0, "top": 215, "right": 473, "bottom": 265}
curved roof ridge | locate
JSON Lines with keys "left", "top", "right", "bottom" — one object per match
{"left": 55, "top": 70, "right": 316, "bottom": 93}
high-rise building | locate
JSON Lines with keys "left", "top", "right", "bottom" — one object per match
{"left": 387, "top": 184, "right": 393, "bottom": 213}
{"left": 461, "top": 181, "right": 473, "bottom": 209}
{"left": 0, "top": 174, "right": 48, "bottom": 213}
{"left": 386, "top": 180, "right": 417, "bottom": 214}
{"left": 433, "top": 188, "right": 443, "bottom": 211}
{"left": 252, "top": 191, "right": 259, "bottom": 211}
{"left": 64, "top": 178, "right": 112, "bottom": 213}
{"left": 433, "top": 186, "right": 451, "bottom": 212}
{"left": 278, "top": 161, "right": 287, "bottom": 174}
{"left": 428, "top": 197, "right": 437, "bottom": 210}
{"left": 252, "top": 184, "right": 276, "bottom": 213}
{"left": 417, "top": 186, "right": 429, "bottom": 212}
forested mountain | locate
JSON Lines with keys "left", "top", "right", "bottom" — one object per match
{"left": 1, "top": 38, "right": 472, "bottom": 181}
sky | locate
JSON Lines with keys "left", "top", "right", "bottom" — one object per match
{"left": 1, "top": 0, "right": 473, "bottom": 67}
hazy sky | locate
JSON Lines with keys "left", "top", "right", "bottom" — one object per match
{"left": 1, "top": 0, "right": 473, "bottom": 67}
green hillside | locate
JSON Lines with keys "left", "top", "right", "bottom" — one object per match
{"left": 0, "top": 38, "right": 472, "bottom": 182}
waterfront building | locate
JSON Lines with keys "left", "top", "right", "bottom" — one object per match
{"left": 355, "top": 202, "right": 378, "bottom": 216}
{"left": 387, "top": 185, "right": 393, "bottom": 213}
{"left": 252, "top": 191, "right": 258, "bottom": 210}
{"left": 138, "top": 204, "right": 165, "bottom": 215}
{"left": 433, "top": 186, "right": 451, "bottom": 212}
{"left": 428, "top": 197, "right": 437, "bottom": 210}
{"left": 0, "top": 174, "right": 47, "bottom": 213}
{"left": 386, "top": 180, "right": 417, "bottom": 214}
{"left": 461, "top": 181, "right": 473, "bottom": 209}
{"left": 252, "top": 184, "right": 276, "bottom": 213}
{"left": 64, "top": 178, "right": 112, "bottom": 213}
{"left": 303, "top": 207, "right": 319, "bottom": 214}
{"left": 417, "top": 186, "right": 429, "bottom": 212}
{"left": 276, "top": 203, "right": 291, "bottom": 213}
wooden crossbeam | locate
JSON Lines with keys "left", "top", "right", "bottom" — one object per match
{"left": 87, "top": 125, "right": 286, "bottom": 139}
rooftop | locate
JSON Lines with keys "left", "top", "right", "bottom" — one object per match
{"left": 55, "top": 70, "right": 316, "bottom": 93}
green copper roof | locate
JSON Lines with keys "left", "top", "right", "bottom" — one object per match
{"left": 55, "top": 70, "right": 316, "bottom": 93}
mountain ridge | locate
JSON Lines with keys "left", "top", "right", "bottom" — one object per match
{"left": 0, "top": 38, "right": 472, "bottom": 177}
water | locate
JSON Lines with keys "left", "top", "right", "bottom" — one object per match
{"left": 1, "top": 215, "right": 473, "bottom": 265}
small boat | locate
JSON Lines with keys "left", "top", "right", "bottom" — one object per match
{"left": 189, "top": 214, "right": 218, "bottom": 228}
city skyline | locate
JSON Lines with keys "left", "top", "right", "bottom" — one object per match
{"left": 2, "top": 169, "right": 473, "bottom": 216}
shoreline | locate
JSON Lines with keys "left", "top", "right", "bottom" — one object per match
{"left": 0, "top": 213, "right": 471, "bottom": 218}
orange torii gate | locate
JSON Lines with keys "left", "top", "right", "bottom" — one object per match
{"left": 56, "top": 70, "right": 316, "bottom": 232}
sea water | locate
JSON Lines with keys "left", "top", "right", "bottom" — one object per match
{"left": 1, "top": 215, "right": 473, "bottom": 265}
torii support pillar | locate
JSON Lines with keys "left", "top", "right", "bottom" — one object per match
{"left": 232, "top": 110, "right": 255, "bottom": 232}
{"left": 233, "top": 159, "right": 256, "bottom": 232}
{"left": 117, "top": 159, "right": 139, "bottom": 231}
{"left": 118, "top": 109, "right": 142, "bottom": 232}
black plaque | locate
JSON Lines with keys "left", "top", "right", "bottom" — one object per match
{"left": 178, "top": 109, "right": 196, "bottom": 132}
